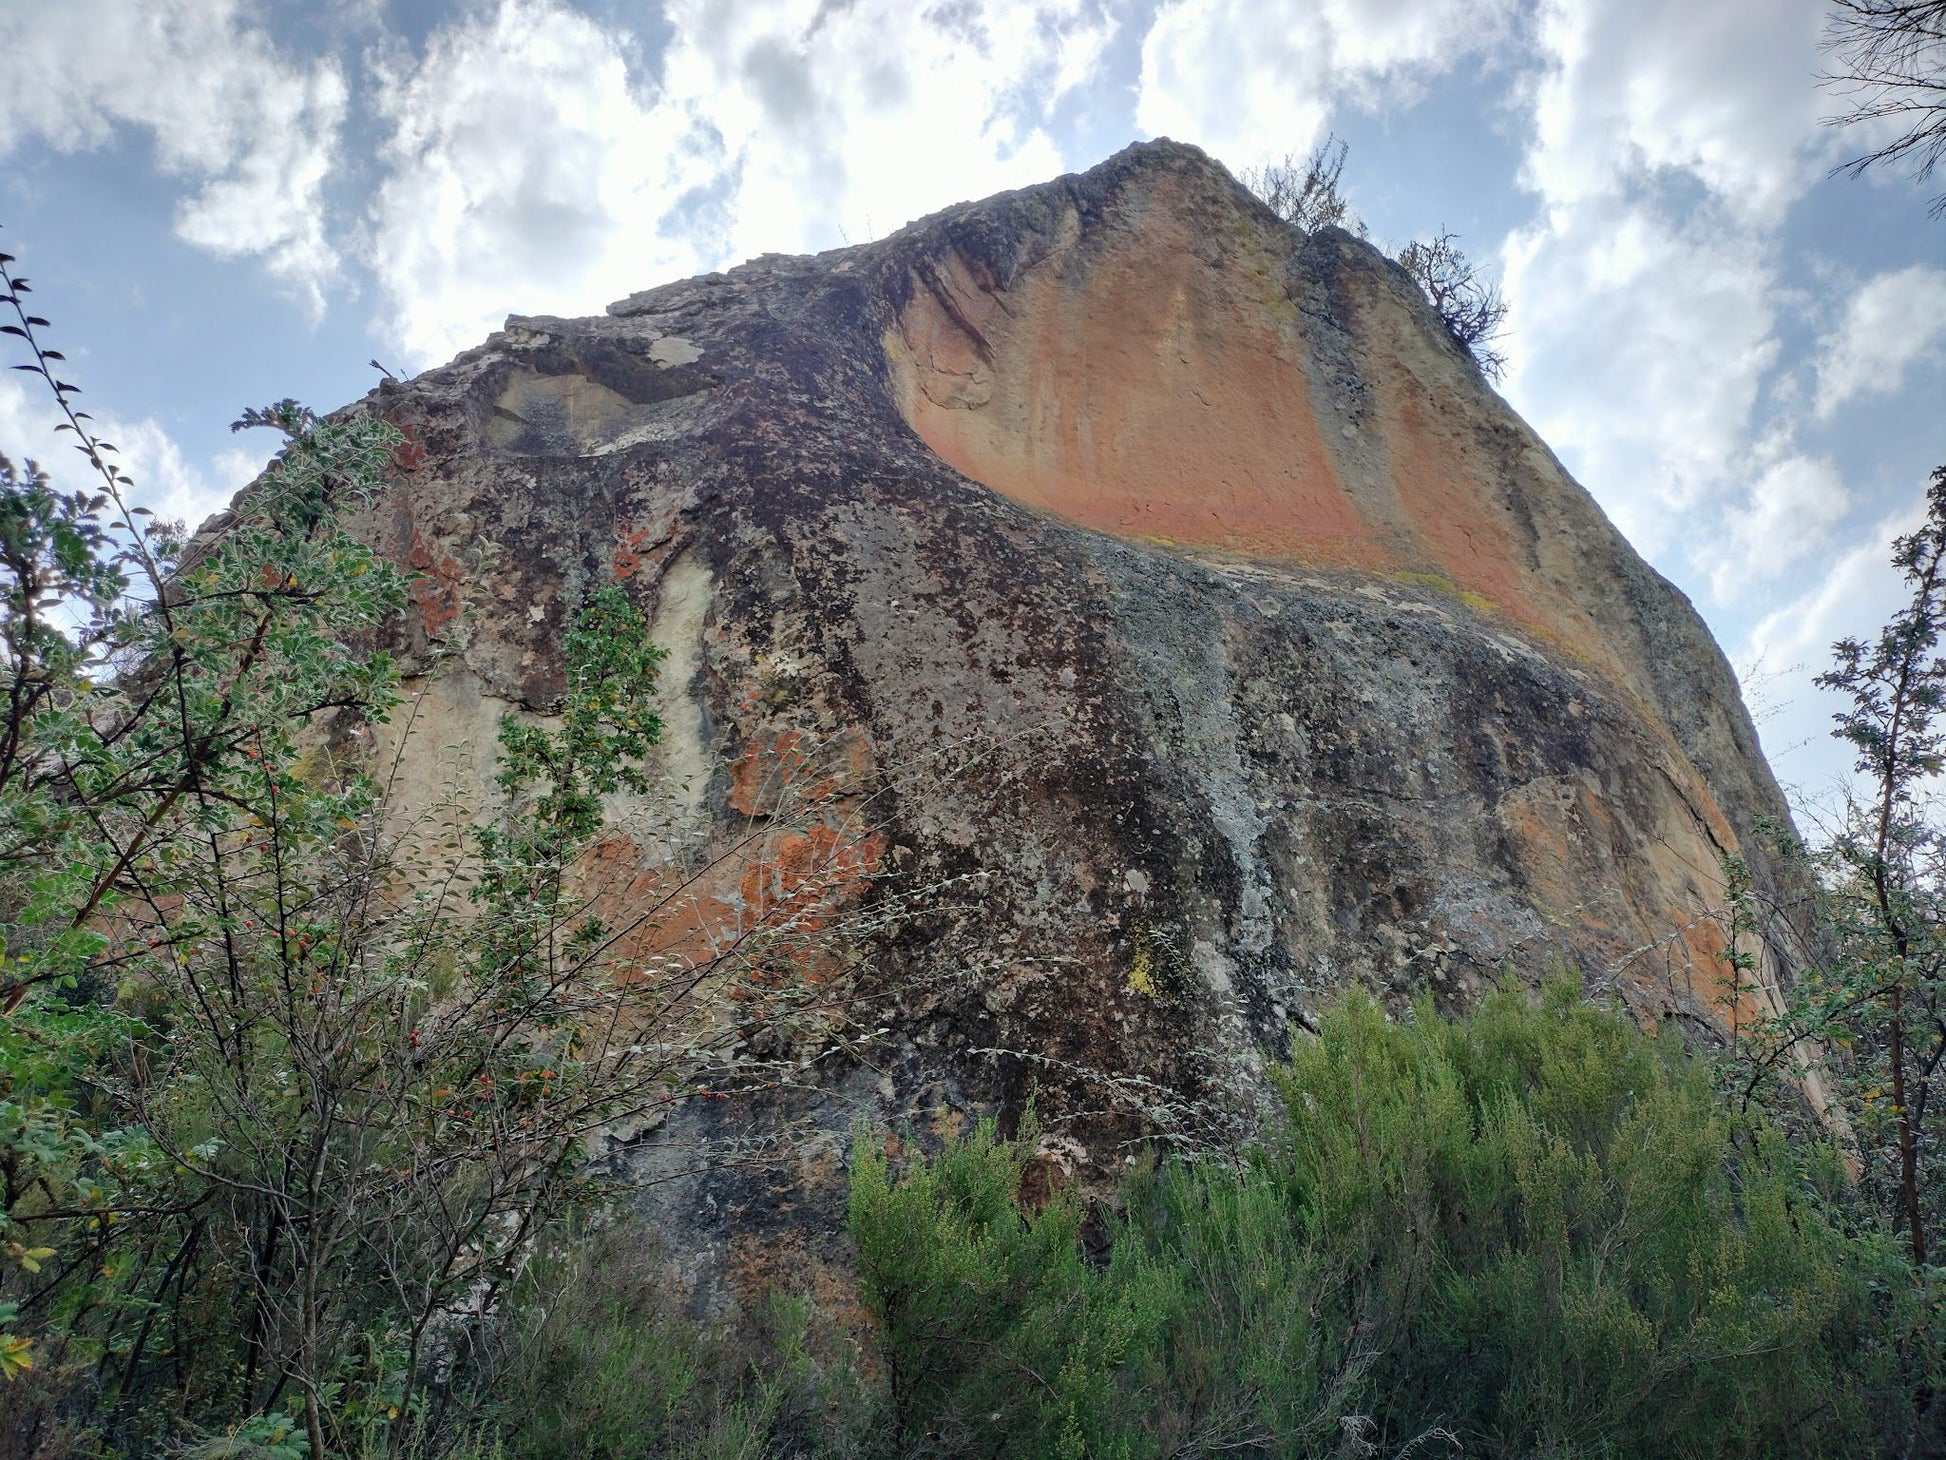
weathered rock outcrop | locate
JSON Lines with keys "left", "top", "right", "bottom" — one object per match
{"left": 341, "top": 140, "right": 1807, "bottom": 1263}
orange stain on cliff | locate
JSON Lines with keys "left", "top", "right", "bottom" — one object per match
{"left": 892, "top": 200, "right": 1377, "bottom": 571}
{"left": 1675, "top": 917, "right": 1767, "bottom": 1030}
{"left": 576, "top": 725, "right": 886, "bottom": 995}
{"left": 737, "top": 823, "right": 888, "bottom": 937}
{"left": 885, "top": 173, "right": 1626, "bottom": 677}
{"left": 613, "top": 524, "right": 656, "bottom": 580}
{"left": 579, "top": 825, "right": 883, "bottom": 993}
{"left": 1381, "top": 385, "right": 1539, "bottom": 625}
{"left": 388, "top": 420, "right": 429, "bottom": 474}
{"left": 727, "top": 727, "right": 874, "bottom": 818}
{"left": 405, "top": 527, "right": 463, "bottom": 638}
{"left": 1498, "top": 792, "right": 1580, "bottom": 915}
{"left": 728, "top": 730, "right": 811, "bottom": 816}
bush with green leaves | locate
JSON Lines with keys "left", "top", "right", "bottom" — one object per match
{"left": 1715, "top": 464, "right": 1946, "bottom": 1282}
{"left": 850, "top": 984, "right": 1929, "bottom": 1458}
{"left": 1, "top": 227, "right": 916, "bottom": 1456}
{"left": 445, "top": 1226, "right": 879, "bottom": 1460}
{"left": 1, "top": 228, "right": 420, "bottom": 1450}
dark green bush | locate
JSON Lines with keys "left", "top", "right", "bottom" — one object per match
{"left": 299, "top": 984, "right": 1932, "bottom": 1460}
{"left": 452, "top": 1229, "right": 877, "bottom": 1460}
{"left": 849, "top": 984, "right": 1934, "bottom": 1458}
{"left": 1277, "top": 983, "right": 1922, "bottom": 1457}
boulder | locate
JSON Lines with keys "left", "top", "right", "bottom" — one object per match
{"left": 345, "top": 139, "right": 1811, "bottom": 1272}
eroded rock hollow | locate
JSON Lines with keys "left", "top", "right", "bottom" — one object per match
{"left": 342, "top": 140, "right": 1809, "bottom": 1257}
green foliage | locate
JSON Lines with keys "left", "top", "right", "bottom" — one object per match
{"left": 479, "top": 582, "right": 663, "bottom": 922}
{"left": 0, "top": 242, "right": 890, "bottom": 1454}
{"left": 97, "top": 564, "right": 674, "bottom": 1454}
{"left": 0, "top": 400, "right": 404, "bottom": 972}
{"left": 849, "top": 1118, "right": 1145, "bottom": 1456}
{"left": 1725, "top": 464, "right": 1946, "bottom": 1274}
{"left": 0, "top": 242, "right": 724, "bottom": 1457}
{"left": 1812, "top": 466, "right": 1946, "bottom": 1266}
{"left": 851, "top": 985, "right": 1927, "bottom": 1458}
{"left": 454, "top": 1228, "right": 876, "bottom": 1460}
{"left": 0, "top": 298, "right": 409, "bottom": 1439}
{"left": 0, "top": 993, "right": 165, "bottom": 1339}
{"left": 1279, "top": 985, "right": 1914, "bottom": 1457}
{"left": 501, "top": 582, "right": 665, "bottom": 801}
{"left": 0, "top": 452, "right": 126, "bottom": 803}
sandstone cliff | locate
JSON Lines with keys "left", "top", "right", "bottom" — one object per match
{"left": 342, "top": 140, "right": 1808, "bottom": 1220}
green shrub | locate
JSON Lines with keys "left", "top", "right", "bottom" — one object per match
{"left": 850, "top": 984, "right": 1932, "bottom": 1458}
{"left": 455, "top": 1228, "right": 877, "bottom": 1460}
{"left": 1277, "top": 983, "right": 1920, "bottom": 1457}
{"left": 849, "top": 1121, "right": 1148, "bottom": 1456}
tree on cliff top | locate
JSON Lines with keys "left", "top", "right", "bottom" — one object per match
{"left": 1240, "top": 134, "right": 1367, "bottom": 237}
{"left": 1394, "top": 229, "right": 1510, "bottom": 382}
{"left": 1242, "top": 139, "right": 1510, "bottom": 382}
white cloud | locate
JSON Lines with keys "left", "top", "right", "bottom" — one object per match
{"left": 1498, "top": 0, "right": 1833, "bottom": 572}
{"left": 0, "top": 0, "right": 347, "bottom": 315}
{"left": 366, "top": 0, "right": 1115, "bottom": 367}
{"left": 677, "top": 0, "right": 1113, "bottom": 264}
{"left": 1704, "top": 453, "right": 1851, "bottom": 600}
{"left": 1500, "top": 201, "right": 1783, "bottom": 556}
{"left": 1134, "top": 0, "right": 1516, "bottom": 170}
{"left": 0, "top": 374, "right": 229, "bottom": 536}
{"left": 1815, "top": 264, "right": 1946, "bottom": 418}
{"left": 1520, "top": 0, "right": 1830, "bottom": 229}
{"left": 213, "top": 445, "right": 270, "bottom": 496}
{"left": 1736, "top": 506, "right": 1923, "bottom": 798}
{"left": 1744, "top": 513, "right": 1911, "bottom": 674}
{"left": 364, "top": 0, "right": 708, "bottom": 365}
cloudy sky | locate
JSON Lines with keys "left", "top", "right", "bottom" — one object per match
{"left": 0, "top": 0, "right": 1940, "bottom": 807}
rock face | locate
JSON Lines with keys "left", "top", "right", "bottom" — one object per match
{"left": 349, "top": 140, "right": 1807, "bottom": 1215}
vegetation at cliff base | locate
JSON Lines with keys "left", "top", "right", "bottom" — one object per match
{"left": 842, "top": 985, "right": 1929, "bottom": 1459}
{"left": 407, "top": 984, "right": 1933, "bottom": 1460}
{"left": 0, "top": 250, "right": 877, "bottom": 1458}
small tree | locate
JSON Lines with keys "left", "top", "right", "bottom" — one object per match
{"left": 1241, "top": 134, "right": 1366, "bottom": 236}
{"left": 1824, "top": 0, "right": 1946, "bottom": 214}
{"left": 1726, "top": 465, "right": 1946, "bottom": 1274}
{"left": 1240, "top": 144, "right": 1510, "bottom": 382}
{"left": 0, "top": 237, "right": 412, "bottom": 1426}
{"left": 1807, "top": 464, "right": 1946, "bottom": 1267}
{"left": 0, "top": 235, "right": 908, "bottom": 1456}
{"left": 1394, "top": 230, "right": 1510, "bottom": 382}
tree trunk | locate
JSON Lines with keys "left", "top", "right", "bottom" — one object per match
{"left": 1888, "top": 985, "right": 1928, "bottom": 1266}
{"left": 305, "top": 1387, "right": 327, "bottom": 1460}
